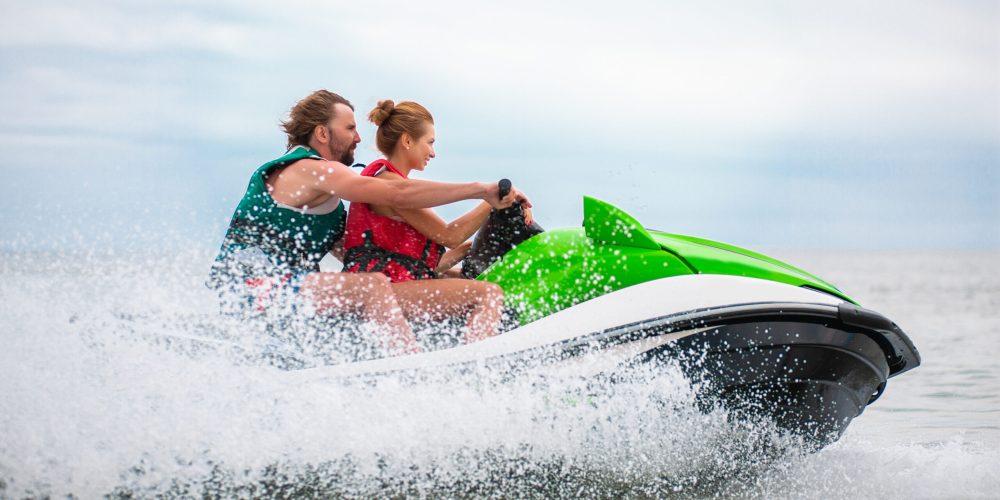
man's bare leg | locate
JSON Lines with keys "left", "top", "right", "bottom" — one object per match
{"left": 300, "top": 272, "right": 420, "bottom": 354}
{"left": 390, "top": 279, "right": 504, "bottom": 344}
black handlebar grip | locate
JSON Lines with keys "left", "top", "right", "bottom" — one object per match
{"left": 498, "top": 178, "right": 512, "bottom": 199}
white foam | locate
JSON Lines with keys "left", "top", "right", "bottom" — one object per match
{"left": 1, "top": 249, "right": 997, "bottom": 498}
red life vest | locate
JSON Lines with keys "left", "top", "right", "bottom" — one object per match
{"left": 342, "top": 159, "right": 444, "bottom": 282}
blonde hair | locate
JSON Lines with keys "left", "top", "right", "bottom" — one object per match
{"left": 281, "top": 90, "right": 353, "bottom": 149}
{"left": 368, "top": 100, "right": 434, "bottom": 156}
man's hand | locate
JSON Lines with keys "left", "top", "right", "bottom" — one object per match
{"left": 484, "top": 183, "right": 533, "bottom": 210}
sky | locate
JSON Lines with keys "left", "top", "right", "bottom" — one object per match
{"left": 0, "top": 0, "right": 997, "bottom": 251}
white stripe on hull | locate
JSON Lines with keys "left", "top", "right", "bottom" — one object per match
{"left": 290, "top": 275, "right": 844, "bottom": 382}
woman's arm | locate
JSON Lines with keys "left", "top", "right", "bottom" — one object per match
{"left": 323, "top": 160, "right": 488, "bottom": 207}
{"left": 369, "top": 171, "right": 493, "bottom": 248}
{"left": 393, "top": 203, "right": 492, "bottom": 248}
{"left": 435, "top": 241, "right": 473, "bottom": 275}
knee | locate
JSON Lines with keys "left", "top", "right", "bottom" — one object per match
{"left": 479, "top": 282, "right": 503, "bottom": 305}
{"left": 361, "top": 273, "right": 392, "bottom": 291}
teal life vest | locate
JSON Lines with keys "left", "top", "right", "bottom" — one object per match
{"left": 210, "top": 146, "right": 346, "bottom": 287}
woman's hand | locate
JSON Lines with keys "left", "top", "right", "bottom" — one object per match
{"left": 436, "top": 240, "right": 473, "bottom": 274}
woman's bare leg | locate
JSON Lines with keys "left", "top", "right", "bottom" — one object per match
{"left": 300, "top": 272, "right": 420, "bottom": 354}
{"left": 390, "top": 279, "right": 504, "bottom": 344}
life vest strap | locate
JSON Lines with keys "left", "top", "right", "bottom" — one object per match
{"left": 342, "top": 230, "right": 438, "bottom": 280}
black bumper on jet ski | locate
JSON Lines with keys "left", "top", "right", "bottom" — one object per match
{"left": 616, "top": 301, "right": 920, "bottom": 444}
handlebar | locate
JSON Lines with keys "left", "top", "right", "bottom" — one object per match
{"left": 498, "top": 178, "right": 512, "bottom": 200}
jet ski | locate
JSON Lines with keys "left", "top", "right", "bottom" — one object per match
{"left": 290, "top": 184, "right": 920, "bottom": 446}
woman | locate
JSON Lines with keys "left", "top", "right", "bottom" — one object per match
{"left": 342, "top": 100, "right": 531, "bottom": 344}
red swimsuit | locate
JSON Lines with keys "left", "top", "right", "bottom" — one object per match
{"left": 342, "top": 159, "right": 444, "bottom": 282}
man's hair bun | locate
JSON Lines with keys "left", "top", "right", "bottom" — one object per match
{"left": 368, "top": 99, "right": 395, "bottom": 126}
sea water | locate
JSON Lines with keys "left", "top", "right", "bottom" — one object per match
{"left": 0, "top": 248, "right": 997, "bottom": 498}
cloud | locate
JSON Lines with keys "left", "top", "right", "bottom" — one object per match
{"left": 313, "top": 0, "right": 999, "bottom": 150}
{"left": 0, "top": 1, "right": 252, "bottom": 55}
{"left": 0, "top": 0, "right": 996, "bottom": 248}
{"left": 2, "top": 0, "right": 996, "bottom": 153}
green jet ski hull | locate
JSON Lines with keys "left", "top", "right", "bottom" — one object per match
{"left": 293, "top": 196, "right": 920, "bottom": 448}
{"left": 463, "top": 196, "right": 920, "bottom": 445}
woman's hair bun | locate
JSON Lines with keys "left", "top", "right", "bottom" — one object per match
{"left": 368, "top": 99, "right": 395, "bottom": 126}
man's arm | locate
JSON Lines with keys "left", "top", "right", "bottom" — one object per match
{"left": 328, "top": 237, "right": 346, "bottom": 262}
{"left": 290, "top": 159, "right": 530, "bottom": 209}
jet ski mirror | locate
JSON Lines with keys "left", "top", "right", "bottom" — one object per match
{"left": 461, "top": 179, "right": 545, "bottom": 279}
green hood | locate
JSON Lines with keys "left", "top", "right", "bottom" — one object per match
{"left": 479, "top": 196, "right": 854, "bottom": 325}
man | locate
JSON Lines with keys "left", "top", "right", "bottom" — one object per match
{"left": 211, "top": 90, "right": 529, "bottom": 354}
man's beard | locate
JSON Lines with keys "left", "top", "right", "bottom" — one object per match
{"left": 327, "top": 128, "right": 356, "bottom": 165}
{"left": 336, "top": 146, "right": 355, "bottom": 165}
